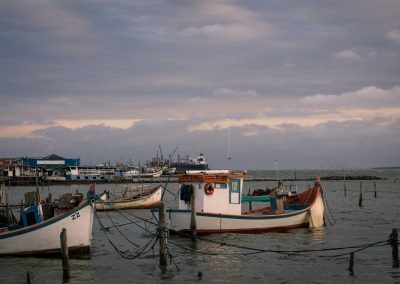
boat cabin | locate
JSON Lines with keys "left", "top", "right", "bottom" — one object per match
{"left": 178, "top": 170, "right": 246, "bottom": 215}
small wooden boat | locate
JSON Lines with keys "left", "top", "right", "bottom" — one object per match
{"left": 95, "top": 185, "right": 163, "bottom": 210}
{"left": 0, "top": 192, "right": 94, "bottom": 256}
{"left": 159, "top": 170, "right": 324, "bottom": 234}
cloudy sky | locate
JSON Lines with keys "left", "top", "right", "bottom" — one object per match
{"left": 1, "top": 0, "right": 400, "bottom": 169}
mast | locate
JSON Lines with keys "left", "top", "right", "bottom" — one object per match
{"left": 227, "top": 127, "right": 231, "bottom": 160}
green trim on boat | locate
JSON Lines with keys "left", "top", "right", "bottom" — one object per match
{"left": 241, "top": 195, "right": 271, "bottom": 202}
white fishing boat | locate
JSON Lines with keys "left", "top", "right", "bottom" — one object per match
{"left": 0, "top": 193, "right": 94, "bottom": 255}
{"left": 162, "top": 166, "right": 176, "bottom": 175}
{"left": 66, "top": 166, "right": 118, "bottom": 181}
{"left": 95, "top": 185, "right": 163, "bottom": 210}
{"left": 122, "top": 168, "right": 140, "bottom": 179}
{"left": 131, "top": 168, "right": 163, "bottom": 179}
{"left": 160, "top": 170, "right": 324, "bottom": 234}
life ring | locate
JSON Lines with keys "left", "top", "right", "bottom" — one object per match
{"left": 204, "top": 183, "right": 214, "bottom": 195}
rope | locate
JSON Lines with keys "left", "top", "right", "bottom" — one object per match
{"left": 322, "top": 191, "right": 337, "bottom": 225}
{"left": 93, "top": 202, "right": 159, "bottom": 259}
{"left": 161, "top": 174, "right": 179, "bottom": 200}
{"left": 167, "top": 229, "right": 390, "bottom": 258}
{"left": 326, "top": 241, "right": 389, "bottom": 258}
{"left": 99, "top": 217, "right": 155, "bottom": 231}
{"left": 102, "top": 203, "right": 140, "bottom": 247}
{"left": 94, "top": 194, "right": 159, "bottom": 228}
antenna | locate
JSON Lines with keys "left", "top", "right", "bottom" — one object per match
{"left": 227, "top": 127, "right": 231, "bottom": 160}
{"left": 274, "top": 160, "right": 279, "bottom": 179}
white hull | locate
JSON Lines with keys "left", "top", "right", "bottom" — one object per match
{"left": 131, "top": 170, "right": 163, "bottom": 178}
{"left": 0, "top": 200, "right": 94, "bottom": 255}
{"left": 166, "top": 188, "right": 324, "bottom": 233}
{"left": 95, "top": 186, "right": 162, "bottom": 210}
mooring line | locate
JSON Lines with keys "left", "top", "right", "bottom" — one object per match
{"left": 103, "top": 205, "right": 140, "bottom": 247}
{"left": 167, "top": 229, "right": 390, "bottom": 257}
{"left": 93, "top": 204, "right": 159, "bottom": 259}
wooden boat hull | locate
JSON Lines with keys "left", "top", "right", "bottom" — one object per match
{"left": 0, "top": 200, "right": 94, "bottom": 256}
{"left": 95, "top": 185, "right": 163, "bottom": 210}
{"left": 165, "top": 186, "right": 324, "bottom": 234}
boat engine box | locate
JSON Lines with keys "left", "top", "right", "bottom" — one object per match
{"left": 22, "top": 204, "right": 44, "bottom": 226}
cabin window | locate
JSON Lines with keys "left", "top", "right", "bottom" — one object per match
{"left": 85, "top": 176, "right": 88, "bottom": 180}
{"left": 229, "top": 179, "right": 241, "bottom": 204}
{"left": 215, "top": 183, "right": 227, "bottom": 189}
{"left": 77, "top": 176, "right": 80, "bottom": 180}
{"left": 93, "top": 177, "right": 97, "bottom": 180}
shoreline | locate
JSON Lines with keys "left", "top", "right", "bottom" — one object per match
{"left": 0, "top": 175, "right": 386, "bottom": 186}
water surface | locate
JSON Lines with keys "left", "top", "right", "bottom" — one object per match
{"left": 1, "top": 169, "right": 399, "bottom": 283}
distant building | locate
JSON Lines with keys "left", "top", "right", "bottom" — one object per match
{"left": 22, "top": 154, "right": 80, "bottom": 168}
{"left": 0, "top": 154, "right": 80, "bottom": 178}
{"left": 0, "top": 158, "right": 18, "bottom": 177}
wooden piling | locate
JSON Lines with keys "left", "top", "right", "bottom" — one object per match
{"left": 6, "top": 192, "right": 10, "bottom": 224}
{"left": 190, "top": 185, "right": 197, "bottom": 241}
{"left": 349, "top": 252, "right": 355, "bottom": 275}
{"left": 158, "top": 202, "right": 168, "bottom": 266}
{"left": 390, "top": 228, "right": 399, "bottom": 268}
{"left": 0, "top": 183, "right": 4, "bottom": 204}
{"left": 374, "top": 181, "right": 377, "bottom": 198}
{"left": 358, "top": 182, "right": 363, "bottom": 207}
{"left": 27, "top": 269, "right": 31, "bottom": 284}
{"left": 60, "top": 228, "right": 70, "bottom": 282}
{"left": 343, "top": 170, "right": 347, "bottom": 196}
{"left": 247, "top": 188, "right": 252, "bottom": 211}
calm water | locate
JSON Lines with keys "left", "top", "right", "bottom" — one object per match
{"left": 1, "top": 169, "right": 400, "bottom": 283}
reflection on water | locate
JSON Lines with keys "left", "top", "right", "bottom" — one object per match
{"left": 309, "top": 227, "right": 327, "bottom": 244}
{"left": 1, "top": 169, "right": 399, "bottom": 283}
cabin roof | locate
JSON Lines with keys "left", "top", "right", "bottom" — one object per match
{"left": 178, "top": 170, "right": 246, "bottom": 183}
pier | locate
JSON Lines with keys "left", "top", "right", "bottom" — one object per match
{"left": 0, "top": 174, "right": 387, "bottom": 186}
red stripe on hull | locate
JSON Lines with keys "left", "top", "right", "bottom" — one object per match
{"left": 175, "top": 222, "right": 309, "bottom": 235}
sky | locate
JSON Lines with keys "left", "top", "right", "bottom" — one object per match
{"left": 1, "top": 0, "right": 400, "bottom": 170}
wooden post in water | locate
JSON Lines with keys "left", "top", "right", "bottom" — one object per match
{"left": 6, "top": 192, "right": 10, "bottom": 224}
{"left": 358, "top": 182, "right": 363, "bottom": 207}
{"left": 158, "top": 202, "right": 168, "bottom": 266}
{"left": 349, "top": 252, "right": 355, "bottom": 275}
{"left": 343, "top": 170, "right": 347, "bottom": 196}
{"left": 248, "top": 188, "right": 252, "bottom": 211}
{"left": 60, "top": 228, "right": 70, "bottom": 282}
{"left": 390, "top": 228, "right": 399, "bottom": 268}
{"left": 190, "top": 185, "right": 197, "bottom": 241}
{"left": 0, "top": 183, "right": 4, "bottom": 204}
{"left": 27, "top": 269, "right": 31, "bottom": 284}
{"left": 374, "top": 181, "right": 377, "bottom": 198}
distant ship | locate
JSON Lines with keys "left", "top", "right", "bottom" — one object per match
{"left": 170, "top": 153, "right": 209, "bottom": 173}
